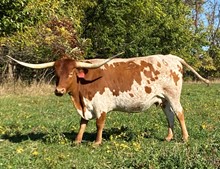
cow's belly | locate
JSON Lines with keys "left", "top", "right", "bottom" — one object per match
{"left": 114, "top": 95, "right": 162, "bottom": 112}
{"left": 82, "top": 87, "right": 164, "bottom": 120}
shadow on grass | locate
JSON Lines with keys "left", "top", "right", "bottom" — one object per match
{"left": 2, "top": 132, "right": 47, "bottom": 143}
{"left": 1, "top": 126, "right": 162, "bottom": 144}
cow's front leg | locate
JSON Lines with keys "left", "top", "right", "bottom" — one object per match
{"left": 75, "top": 117, "right": 88, "bottom": 144}
{"left": 95, "top": 112, "right": 106, "bottom": 145}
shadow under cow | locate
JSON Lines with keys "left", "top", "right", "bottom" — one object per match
{"left": 1, "top": 126, "right": 161, "bottom": 144}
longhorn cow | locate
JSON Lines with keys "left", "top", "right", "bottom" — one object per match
{"left": 7, "top": 54, "right": 209, "bottom": 145}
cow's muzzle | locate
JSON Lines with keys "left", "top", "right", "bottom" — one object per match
{"left": 55, "top": 87, "right": 66, "bottom": 96}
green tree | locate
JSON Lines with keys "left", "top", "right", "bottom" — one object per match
{"left": 0, "top": 0, "right": 31, "bottom": 36}
{"left": 1, "top": 0, "right": 218, "bottom": 82}
{"left": 205, "top": 0, "right": 220, "bottom": 77}
{"left": 82, "top": 1, "right": 187, "bottom": 55}
{"left": 0, "top": 0, "right": 96, "bottom": 82}
{"left": 183, "top": 0, "right": 220, "bottom": 77}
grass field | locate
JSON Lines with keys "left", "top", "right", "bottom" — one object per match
{"left": 0, "top": 83, "right": 219, "bottom": 169}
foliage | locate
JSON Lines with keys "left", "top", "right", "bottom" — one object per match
{"left": 209, "top": 42, "right": 220, "bottom": 76}
{"left": 205, "top": 0, "right": 220, "bottom": 77}
{"left": 0, "top": 0, "right": 219, "bottom": 82}
{"left": 0, "top": 83, "right": 219, "bottom": 168}
{"left": 0, "top": 19, "right": 85, "bottom": 83}
{"left": 0, "top": 0, "right": 96, "bottom": 36}
{"left": 0, "top": 0, "right": 31, "bottom": 36}
{"left": 83, "top": 0, "right": 205, "bottom": 61}
{"left": 183, "top": 0, "right": 220, "bottom": 77}
{"left": 0, "top": 0, "right": 95, "bottom": 82}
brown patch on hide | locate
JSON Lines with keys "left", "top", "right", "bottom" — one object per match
{"left": 157, "top": 62, "right": 161, "bottom": 68}
{"left": 177, "top": 64, "right": 183, "bottom": 74}
{"left": 170, "top": 70, "right": 180, "bottom": 86}
{"left": 141, "top": 61, "right": 160, "bottom": 81}
{"left": 129, "top": 93, "right": 134, "bottom": 97}
{"left": 145, "top": 86, "right": 152, "bottom": 94}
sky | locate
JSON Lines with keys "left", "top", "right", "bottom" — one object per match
{"left": 201, "top": 0, "right": 220, "bottom": 28}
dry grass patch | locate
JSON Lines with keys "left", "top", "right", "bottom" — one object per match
{"left": 0, "top": 81, "right": 54, "bottom": 96}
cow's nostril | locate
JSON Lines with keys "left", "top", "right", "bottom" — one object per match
{"left": 55, "top": 88, "right": 66, "bottom": 96}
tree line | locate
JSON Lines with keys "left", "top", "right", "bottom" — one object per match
{"left": 0, "top": 0, "right": 219, "bottom": 83}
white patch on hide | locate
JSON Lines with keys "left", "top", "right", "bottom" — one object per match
{"left": 76, "top": 109, "right": 94, "bottom": 121}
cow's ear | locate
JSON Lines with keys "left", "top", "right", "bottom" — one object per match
{"left": 76, "top": 69, "right": 88, "bottom": 79}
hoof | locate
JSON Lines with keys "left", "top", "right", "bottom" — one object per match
{"left": 165, "top": 136, "right": 173, "bottom": 142}
{"left": 93, "top": 141, "right": 102, "bottom": 147}
{"left": 72, "top": 140, "right": 81, "bottom": 146}
{"left": 183, "top": 135, "right": 189, "bottom": 142}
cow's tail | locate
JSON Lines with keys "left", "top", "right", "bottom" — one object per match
{"left": 177, "top": 57, "right": 210, "bottom": 85}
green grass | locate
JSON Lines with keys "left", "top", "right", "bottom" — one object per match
{"left": 0, "top": 83, "right": 219, "bottom": 169}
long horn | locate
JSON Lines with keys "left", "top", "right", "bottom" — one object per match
{"left": 6, "top": 55, "right": 55, "bottom": 69}
{"left": 76, "top": 52, "right": 124, "bottom": 69}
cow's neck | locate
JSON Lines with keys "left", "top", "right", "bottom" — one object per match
{"left": 69, "top": 80, "right": 85, "bottom": 113}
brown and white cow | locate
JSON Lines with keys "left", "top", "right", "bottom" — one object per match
{"left": 7, "top": 54, "right": 209, "bottom": 145}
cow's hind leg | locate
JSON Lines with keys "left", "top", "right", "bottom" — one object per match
{"left": 175, "top": 107, "right": 189, "bottom": 142}
{"left": 161, "top": 100, "right": 175, "bottom": 141}
{"left": 163, "top": 98, "right": 189, "bottom": 142}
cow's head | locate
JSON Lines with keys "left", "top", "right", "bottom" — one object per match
{"left": 7, "top": 52, "right": 123, "bottom": 96}
{"left": 53, "top": 58, "right": 88, "bottom": 96}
